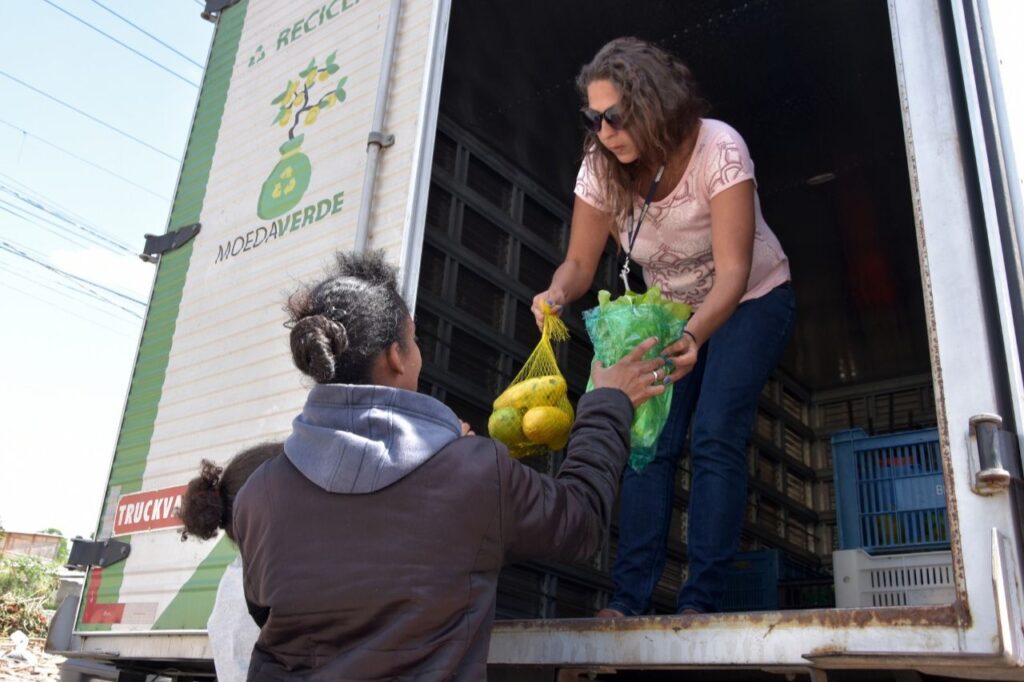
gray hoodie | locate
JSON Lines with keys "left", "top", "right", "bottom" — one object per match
{"left": 284, "top": 384, "right": 463, "bottom": 494}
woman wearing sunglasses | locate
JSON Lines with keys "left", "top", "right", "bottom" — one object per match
{"left": 532, "top": 37, "right": 795, "bottom": 616}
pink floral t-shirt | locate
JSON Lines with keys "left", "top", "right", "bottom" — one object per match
{"left": 575, "top": 118, "right": 790, "bottom": 310}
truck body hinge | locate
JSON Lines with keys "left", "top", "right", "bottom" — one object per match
{"left": 367, "top": 131, "right": 395, "bottom": 149}
{"left": 968, "top": 413, "right": 1015, "bottom": 494}
{"left": 140, "top": 223, "right": 201, "bottom": 264}
{"left": 66, "top": 537, "right": 131, "bottom": 570}
{"left": 201, "top": 0, "right": 242, "bottom": 22}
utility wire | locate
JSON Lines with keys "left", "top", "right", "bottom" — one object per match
{"left": 0, "top": 240, "right": 145, "bottom": 308}
{"left": 0, "top": 237, "right": 145, "bottom": 315}
{"left": 0, "top": 184, "right": 134, "bottom": 254}
{"left": 1, "top": 275, "right": 136, "bottom": 334}
{"left": 0, "top": 258, "right": 137, "bottom": 328}
{"left": 0, "top": 187, "right": 133, "bottom": 256}
{"left": 0, "top": 70, "right": 179, "bottom": 162}
{"left": 40, "top": 0, "right": 199, "bottom": 87}
{"left": 0, "top": 202, "right": 99, "bottom": 254}
{"left": 0, "top": 172, "right": 139, "bottom": 257}
{"left": 88, "top": 0, "right": 205, "bottom": 69}
{"left": 0, "top": 118, "right": 170, "bottom": 200}
{"left": 0, "top": 251, "right": 143, "bottom": 322}
{"left": 0, "top": 170, "right": 128, "bottom": 240}
{"left": 0, "top": 178, "right": 133, "bottom": 256}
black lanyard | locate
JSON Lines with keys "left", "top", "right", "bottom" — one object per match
{"left": 620, "top": 165, "right": 666, "bottom": 293}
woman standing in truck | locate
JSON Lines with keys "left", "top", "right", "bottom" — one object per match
{"left": 232, "top": 249, "right": 671, "bottom": 680}
{"left": 532, "top": 37, "right": 795, "bottom": 616}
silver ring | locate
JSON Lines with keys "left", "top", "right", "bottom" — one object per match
{"left": 652, "top": 370, "right": 659, "bottom": 383}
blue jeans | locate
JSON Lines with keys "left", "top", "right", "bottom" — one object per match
{"left": 607, "top": 283, "right": 796, "bottom": 614}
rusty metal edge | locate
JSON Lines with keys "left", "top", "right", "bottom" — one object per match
{"left": 887, "top": 0, "right": 973, "bottom": 626}
{"left": 492, "top": 604, "right": 964, "bottom": 634}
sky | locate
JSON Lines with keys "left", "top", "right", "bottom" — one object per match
{"left": 0, "top": 0, "right": 213, "bottom": 539}
{"left": 0, "top": 1, "right": 1021, "bottom": 542}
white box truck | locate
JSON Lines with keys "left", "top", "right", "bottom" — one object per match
{"left": 46, "top": 0, "right": 1024, "bottom": 680}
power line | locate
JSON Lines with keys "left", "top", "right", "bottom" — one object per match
{"left": 88, "top": 0, "right": 204, "bottom": 69}
{"left": 0, "top": 258, "right": 138, "bottom": 329}
{"left": 1, "top": 276, "right": 137, "bottom": 334}
{"left": 0, "top": 70, "right": 179, "bottom": 163}
{"left": 0, "top": 251, "right": 142, "bottom": 323}
{"left": 40, "top": 0, "right": 199, "bottom": 87}
{"left": 0, "top": 118, "right": 170, "bottom": 200}
{"left": 0, "top": 170, "right": 130, "bottom": 240}
{"left": 0, "top": 238, "right": 146, "bottom": 314}
{"left": 0, "top": 240, "right": 146, "bottom": 309}
{"left": 0, "top": 183, "right": 134, "bottom": 254}
{"left": 0, "top": 232, "right": 54, "bottom": 262}
{"left": 0, "top": 202, "right": 100, "bottom": 254}
{"left": 0, "top": 178, "right": 134, "bottom": 256}
{"left": 0, "top": 172, "right": 142, "bottom": 259}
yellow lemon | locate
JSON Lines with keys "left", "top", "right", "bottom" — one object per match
{"left": 522, "top": 406, "right": 572, "bottom": 446}
{"left": 488, "top": 407, "right": 524, "bottom": 446}
{"left": 493, "top": 375, "right": 567, "bottom": 411}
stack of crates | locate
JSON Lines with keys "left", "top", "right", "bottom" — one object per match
{"left": 830, "top": 428, "right": 955, "bottom": 607}
{"left": 722, "top": 549, "right": 833, "bottom": 612}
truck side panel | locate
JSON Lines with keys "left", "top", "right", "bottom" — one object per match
{"left": 78, "top": 0, "right": 250, "bottom": 634}
{"left": 76, "top": 0, "right": 440, "bottom": 644}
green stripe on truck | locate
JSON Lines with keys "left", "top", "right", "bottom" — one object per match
{"left": 78, "top": 0, "right": 250, "bottom": 632}
{"left": 153, "top": 535, "right": 237, "bottom": 630}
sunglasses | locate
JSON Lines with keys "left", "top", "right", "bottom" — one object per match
{"left": 580, "top": 105, "right": 625, "bottom": 133}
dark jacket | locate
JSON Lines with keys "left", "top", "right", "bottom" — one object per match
{"left": 233, "top": 384, "right": 633, "bottom": 681}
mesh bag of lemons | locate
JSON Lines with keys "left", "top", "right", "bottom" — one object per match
{"left": 583, "top": 287, "right": 691, "bottom": 472}
{"left": 488, "top": 304, "right": 574, "bottom": 458}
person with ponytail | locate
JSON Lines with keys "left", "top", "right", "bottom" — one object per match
{"left": 232, "top": 249, "right": 669, "bottom": 681}
{"left": 179, "top": 442, "right": 282, "bottom": 682}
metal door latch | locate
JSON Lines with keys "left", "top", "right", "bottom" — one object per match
{"left": 66, "top": 537, "right": 131, "bottom": 570}
{"left": 968, "top": 413, "right": 1014, "bottom": 494}
{"left": 139, "top": 223, "right": 201, "bottom": 263}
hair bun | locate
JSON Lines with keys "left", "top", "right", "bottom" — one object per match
{"left": 290, "top": 314, "right": 349, "bottom": 383}
{"left": 178, "top": 460, "right": 226, "bottom": 541}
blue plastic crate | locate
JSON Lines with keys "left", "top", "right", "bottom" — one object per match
{"left": 832, "top": 428, "right": 949, "bottom": 554}
{"left": 721, "top": 550, "right": 829, "bottom": 611}
{"left": 722, "top": 550, "right": 781, "bottom": 611}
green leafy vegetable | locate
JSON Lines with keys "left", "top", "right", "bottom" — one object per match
{"left": 584, "top": 288, "right": 691, "bottom": 472}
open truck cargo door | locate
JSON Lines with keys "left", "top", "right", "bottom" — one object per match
{"left": 483, "top": 0, "right": 1024, "bottom": 678}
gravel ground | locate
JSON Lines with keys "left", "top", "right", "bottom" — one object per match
{"left": 0, "top": 638, "right": 64, "bottom": 681}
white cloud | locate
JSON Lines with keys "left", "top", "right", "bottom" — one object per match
{"left": 51, "top": 247, "right": 154, "bottom": 299}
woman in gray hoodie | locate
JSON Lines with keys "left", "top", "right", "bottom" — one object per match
{"left": 233, "top": 249, "right": 669, "bottom": 681}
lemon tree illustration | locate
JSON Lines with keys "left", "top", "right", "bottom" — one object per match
{"left": 258, "top": 51, "right": 348, "bottom": 220}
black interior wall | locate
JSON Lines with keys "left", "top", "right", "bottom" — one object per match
{"left": 438, "top": 0, "right": 930, "bottom": 391}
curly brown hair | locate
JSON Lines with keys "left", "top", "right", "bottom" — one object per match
{"left": 576, "top": 37, "right": 709, "bottom": 229}
{"left": 178, "top": 442, "right": 282, "bottom": 544}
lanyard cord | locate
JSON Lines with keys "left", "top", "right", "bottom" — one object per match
{"left": 620, "top": 164, "right": 666, "bottom": 292}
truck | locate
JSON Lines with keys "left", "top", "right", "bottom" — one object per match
{"left": 45, "top": 0, "right": 1024, "bottom": 679}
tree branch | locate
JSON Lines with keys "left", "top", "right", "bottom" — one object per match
{"left": 289, "top": 70, "right": 331, "bottom": 139}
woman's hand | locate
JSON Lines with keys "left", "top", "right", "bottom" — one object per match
{"left": 460, "top": 421, "right": 475, "bottom": 437}
{"left": 530, "top": 290, "right": 566, "bottom": 330}
{"left": 531, "top": 196, "right": 614, "bottom": 330}
{"left": 660, "top": 331, "right": 700, "bottom": 384}
{"left": 591, "top": 336, "right": 668, "bottom": 408}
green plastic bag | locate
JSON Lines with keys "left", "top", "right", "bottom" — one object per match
{"left": 583, "top": 288, "right": 691, "bottom": 472}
